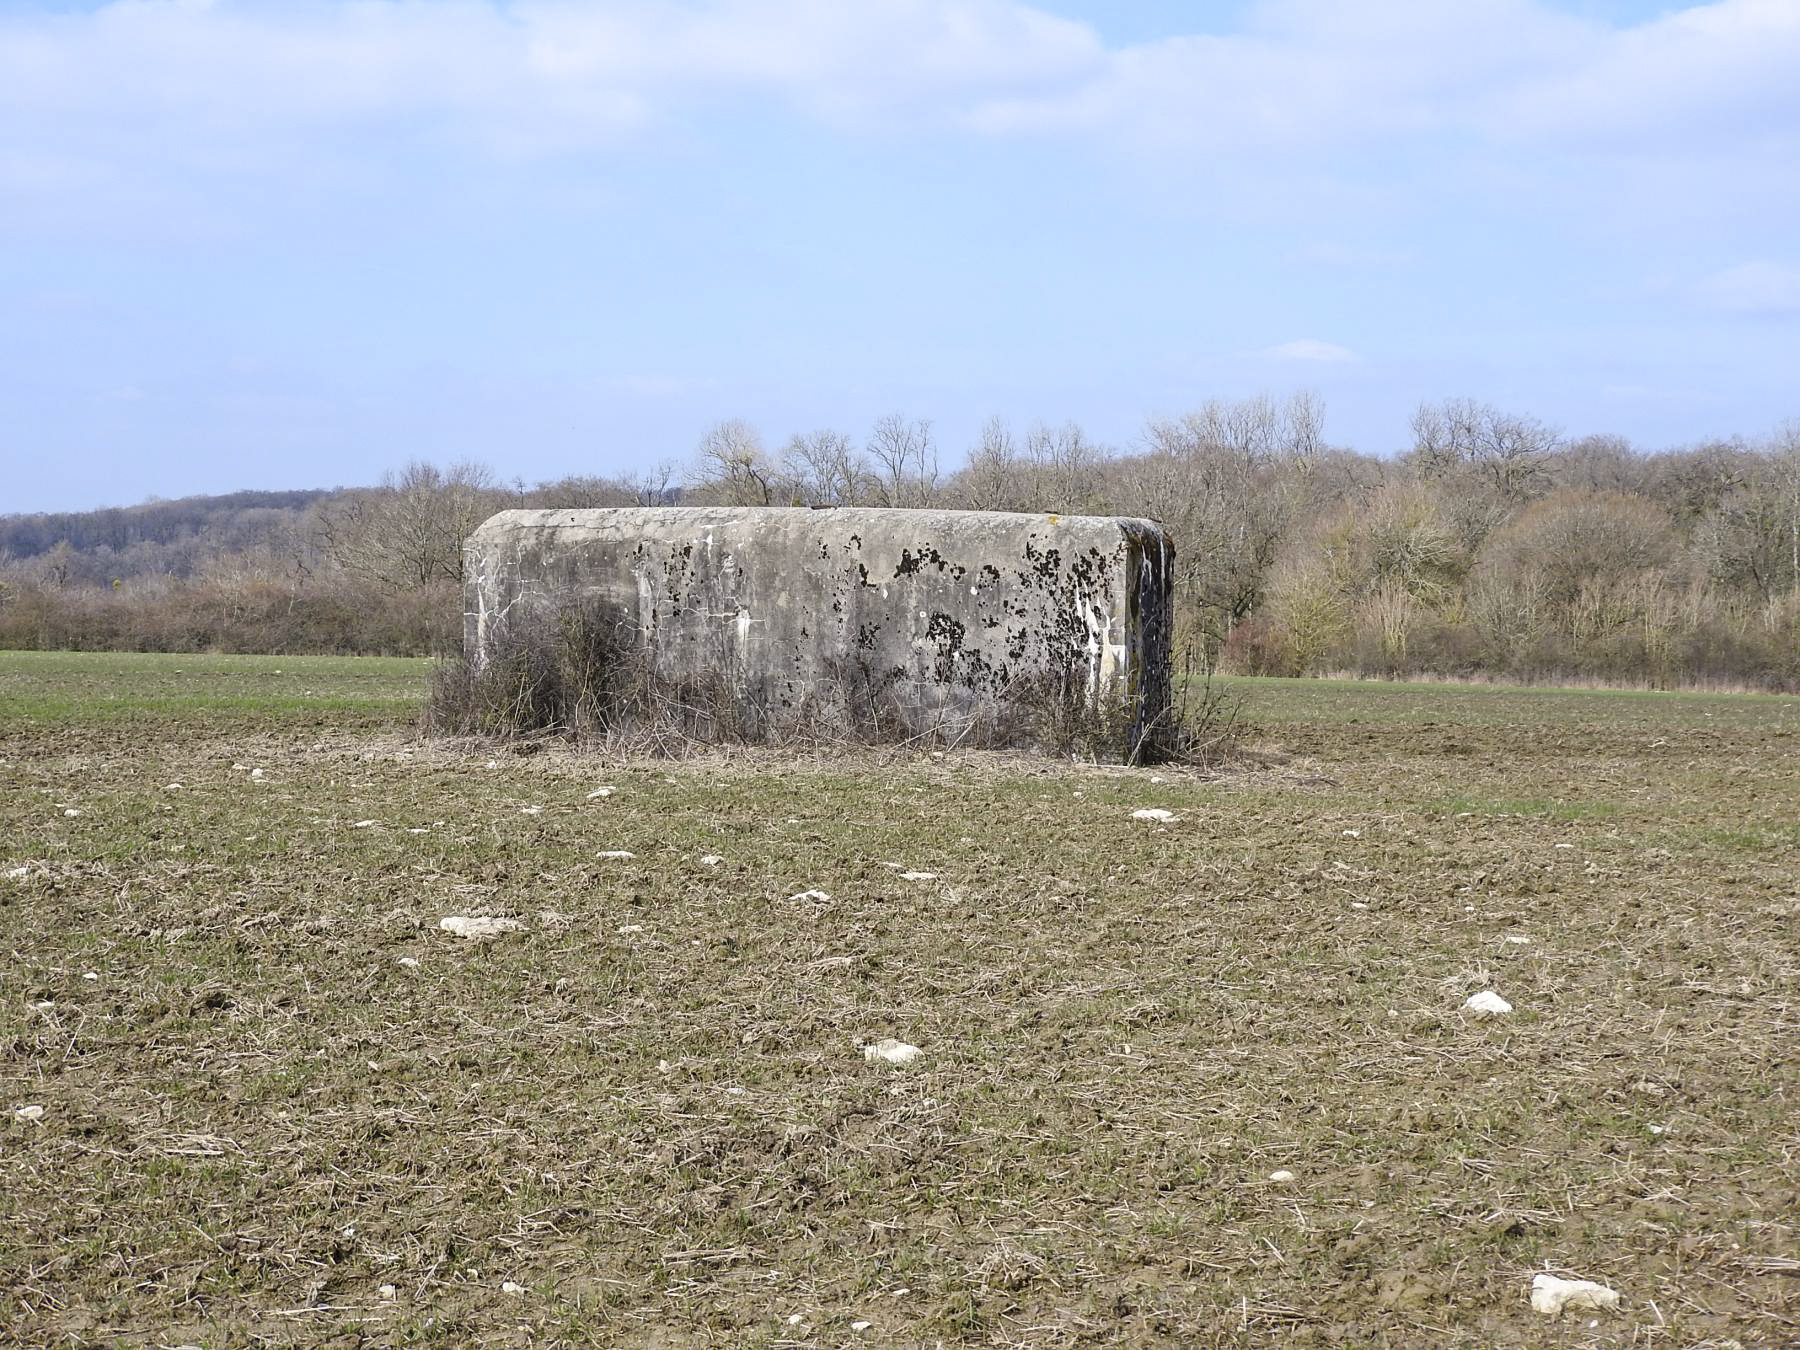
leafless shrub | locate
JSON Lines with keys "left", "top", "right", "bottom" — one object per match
{"left": 425, "top": 600, "right": 1236, "bottom": 762}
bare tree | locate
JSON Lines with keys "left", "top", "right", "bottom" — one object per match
{"left": 1131, "top": 395, "right": 1326, "bottom": 664}
{"left": 866, "top": 414, "right": 937, "bottom": 508}
{"left": 693, "top": 420, "right": 778, "bottom": 506}
{"left": 783, "top": 430, "right": 870, "bottom": 506}
{"left": 954, "top": 416, "right": 1025, "bottom": 511}
{"left": 1775, "top": 419, "right": 1800, "bottom": 596}
{"left": 1022, "top": 421, "right": 1104, "bottom": 512}
{"left": 1553, "top": 434, "right": 1642, "bottom": 495}
{"left": 528, "top": 475, "right": 634, "bottom": 509}
{"left": 1409, "top": 398, "right": 1561, "bottom": 503}
{"left": 630, "top": 461, "right": 679, "bottom": 507}
{"left": 316, "top": 459, "right": 502, "bottom": 590}
{"left": 42, "top": 539, "right": 75, "bottom": 589}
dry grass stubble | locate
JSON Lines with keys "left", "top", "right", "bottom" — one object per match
{"left": 1, "top": 659, "right": 1796, "bottom": 1346}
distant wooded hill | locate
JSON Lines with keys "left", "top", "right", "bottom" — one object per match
{"left": 1, "top": 489, "right": 335, "bottom": 582}
{"left": 4, "top": 401, "right": 1798, "bottom": 690}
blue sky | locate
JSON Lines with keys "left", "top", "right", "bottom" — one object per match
{"left": 2, "top": 0, "right": 1797, "bottom": 513}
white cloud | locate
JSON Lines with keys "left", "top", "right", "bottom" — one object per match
{"left": 1, "top": 0, "right": 1796, "bottom": 231}
{"left": 1259, "top": 339, "right": 1357, "bottom": 363}
{"left": 1491, "top": 0, "right": 1800, "bottom": 149}
{"left": 1694, "top": 261, "right": 1800, "bottom": 315}
{"left": 0, "top": 0, "right": 1103, "bottom": 156}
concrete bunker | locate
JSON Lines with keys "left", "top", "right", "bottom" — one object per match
{"left": 463, "top": 506, "right": 1174, "bottom": 759}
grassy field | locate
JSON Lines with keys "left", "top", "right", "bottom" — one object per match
{"left": 2, "top": 652, "right": 1796, "bottom": 1347}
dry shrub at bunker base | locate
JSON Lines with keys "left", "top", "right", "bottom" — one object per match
{"left": 427, "top": 597, "right": 1223, "bottom": 763}
{"left": 427, "top": 598, "right": 750, "bottom": 746}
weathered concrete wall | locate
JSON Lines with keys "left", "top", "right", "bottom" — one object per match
{"left": 464, "top": 507, "right": 1173, "bottom": 757}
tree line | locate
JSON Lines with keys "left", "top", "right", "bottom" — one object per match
{"left": 4, "top": 396, "right": 1797, "bottom": 690}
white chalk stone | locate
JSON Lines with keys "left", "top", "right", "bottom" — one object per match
{"left": 501, "top": 1281, "right": 526, "bottom": 1296}
{"left": 1464, "top": 990, "right": 1514, "bottom": 1014}
{"left": 352, "top": 820, "right": 377, "bottom": 828}
{"left": 378, "top": 1284, "right": 397, "bottom": 1300}
{"left": 587, "top": 786, "right": 616, "bottom": 799}
{"left": 899, "top": 871, "right": 937, "bottom": 881}
{"left": 863, "top": 1038, "right": 922, "bottom": 1067}
{"left": 62, "top": 808, "right": 80, "bottom": 818}
{"left": 699, "top": 855, "right": 723, "bottom": 866}
{"left": 14, "top": 1104, "right": 46, "bottom": 1122}
{"left": 596, "top": 850, "right": 636, "bottom": 859}
{"left": 1530, "top": 1273, "right": 1620, "bottom": 1316}
{"left": 1268, "top": 1170, "right": 1296, "bottom": 1183}
{"left": 438, "top": 916, "right": 524, "bottom": 939}
{"left": 1131, "top": 808, "right": 1177, "bottom": 823}
{"left": 789, "top": 889, "right": 832, "bottom": 903}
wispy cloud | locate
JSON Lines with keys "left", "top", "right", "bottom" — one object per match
{"left": 1694, "top": 260, "right": 1800, "bottom": 315}
{"left": 1258, "top": 339, "right": 1358, "bottom": 364}
{"left": 5, "top": 2, "right": 1797, "bottom": 168}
